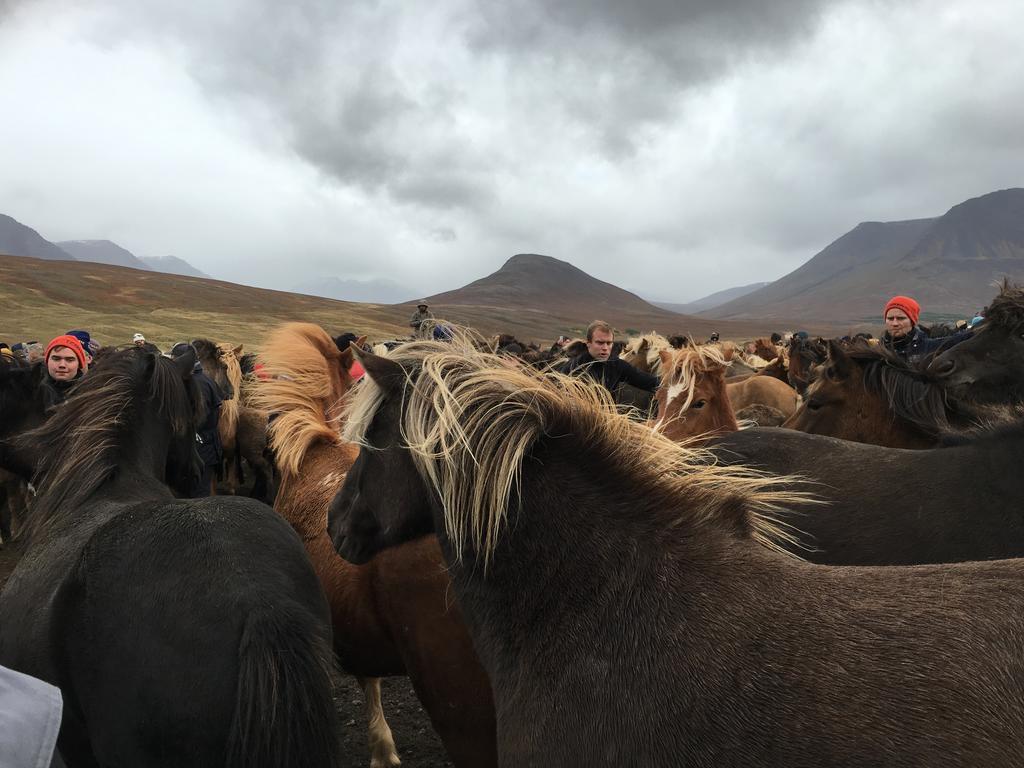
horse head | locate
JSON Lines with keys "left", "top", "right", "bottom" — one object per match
{"left": 328, "top": 348, "right": 434, "bottom": 565}
{"left": 651, "top": 344, "right": 738, "bottom": 443}
{"left": 192, "top": 338, "right": 235, "bottom": 401}
{"left": 928, "top": 281, "right": 1024, "bottom": 405}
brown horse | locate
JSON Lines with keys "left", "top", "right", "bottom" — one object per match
{"left": 787, "top": 336, "right": 827, "bottom": 394}
{"left": 784, "top": 340, "right": 971, "bottom": 448}
{"left": 621, "top": 333, "right": 670, "bottom": 376}
{"left": 329, "top": 340, "right": 1024, "bottom": 767}
{"left": 255, "top": 323, "right": 496, "bottom": 768}
{"left": 652, "top": 345, "right": 738, "bottom": 442}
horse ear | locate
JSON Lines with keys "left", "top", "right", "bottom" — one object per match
{"left": 352, "top": 348, "right": 406, "bottom": 393}
{"left": 658, "top": 349, "right": 674, "bottom": 369}
{"left": 721, "top": 345, "right": 735, "bottom": 362}
{"left": 826, "top": 339, "right": 851, "bottom": 378}
{"left": 171, "top": 348, "right": 196, "bottom": 380}
{"left": 638, "top": 338, "right": 649, "bottom": 352}
{"left": 354, "top": 335, "right": 368, "bottom": 350}
{"left": 233, "top": 344, "right": 244, "bottom": 356}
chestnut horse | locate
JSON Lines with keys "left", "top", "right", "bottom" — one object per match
{"left": 654, "top": 346, "right": 799, "bottom": 442}
{"left": 329, "top": 340, "right": 1024, "bottom": 767}
{"left": 255, "top": 323, "right": 496, "bottom": 768}
{"left": 784, "top": 340, "right": 972, "bottom": 448}
{"left": 651, "top": 344, "right": 738, "bottom": 442}
{"left": 216, "top": 342, "right": 244, "bottom": 492}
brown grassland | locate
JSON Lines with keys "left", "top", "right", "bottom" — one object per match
{"left": 0, "top": 254, "right": 824, "bottom": 350}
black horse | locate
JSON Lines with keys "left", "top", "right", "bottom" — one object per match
{"left": 0, "top": 348, "right": 342, "bottom": 767}
{"left": 0, "top": 359, "right": 49, "bottom": 545}
{"left": 711, "top": 424, "right": 1024, "bottom": 565}
{"left": 929, "top": 280, "right": 1024, "bottom": 404}
{"left": 327, "top": 342, "right": 1024, "bottom": 767}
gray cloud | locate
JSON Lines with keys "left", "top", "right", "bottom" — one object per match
{"left": 1, "top": 0, "right": 1023, "bottom": 305}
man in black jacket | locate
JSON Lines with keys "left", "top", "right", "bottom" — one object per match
{"left": 557, "top": 320, "right": 659, "bottom": 395}
{"left": 170, "top": 341, "right": 223, "bottom": 497}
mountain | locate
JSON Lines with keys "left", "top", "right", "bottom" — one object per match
{"left": 413, "top": 253, "right": 785, "bottom": 338}
{"left": 0, "top": 214, "right": 74, "bottom": 261}
{"left": 653, "top": 282, "right": 770, "bottom": 315}
{"left": 292, "top": 276, "right": 412, "bottom": 304}
{"left": 57, "top": 239, "right": 151, "bottom": 271}
{"left": 707, "top": 188, "right": 1024, "bottom": 323}
{"left": 140, "top": 255, "right": 211, "bottom": 279}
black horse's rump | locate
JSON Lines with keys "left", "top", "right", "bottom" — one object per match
{"left": 711, "top": 424, "right": 1024, "bottom": 565}
{"left": 0, "top": 348, "right": 342, "bottom": 767}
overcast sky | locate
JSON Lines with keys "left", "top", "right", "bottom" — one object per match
{"left": 2, "top": 0, "right": 1023, "bottom": 303}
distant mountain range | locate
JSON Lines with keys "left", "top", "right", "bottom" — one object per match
{"left": 0, "top": 216, "right": 209, "bottom": 279}
{"left": 292, "top": 276, "right": 412, "bottom": 304}
{"left": 0, "top": 214, "right": 73, "bottom": 261}
{"left": 653, "top": 282, "right": 770, "bottom": 315}
{"left": 706, "top": 188, "right": 1024, "bottom": 322}
{"left": 138, "top": 255, "right": 210, "bottom": 279}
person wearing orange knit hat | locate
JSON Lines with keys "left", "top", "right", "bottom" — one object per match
{"left": 41, "top": 334, "right": 87, "bottom": 408}
{"left": 881, "top": 295, "right": 969, "bottom": 365}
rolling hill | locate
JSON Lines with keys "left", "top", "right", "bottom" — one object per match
{"left": 707, "top": 188, "right": 1024, "bottom": 323}
{"left": 414, "top": 253, "right": 780, "bottom": 339}
{"left": 0, "top": 253, "right": 795, "bottom": 350}
{"left": 653, "top": 282, "right": 770, "bottom": 315}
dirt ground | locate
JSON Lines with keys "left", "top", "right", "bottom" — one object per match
{"left": 0, "top": 512, "right": 455, "bottom": 768}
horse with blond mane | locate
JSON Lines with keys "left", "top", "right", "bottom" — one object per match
{"left": 329, "top": 338, "right": 1024, "bottom": 767}
{"left": 254, "top": 323, "right": 496, "bottom": 768}
{"left": 653, "top": 344, "right": 798, "bottom": 442}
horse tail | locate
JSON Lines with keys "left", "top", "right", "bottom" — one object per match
{"left": 226, "top": 606, "right": 341, "bottom": 768}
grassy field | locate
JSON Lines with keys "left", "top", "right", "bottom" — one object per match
{"left": 0, "top": 253, "right": 837, "bottom": 351}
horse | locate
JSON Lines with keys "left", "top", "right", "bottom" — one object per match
{"left": 0, "top": 348, "right": 342, "bottom": 767}
{"left": 327, "top": 339, "right": 1024, "bottom": 767}
{"left": 621, "top": 332, "right": 670, "bottom": 376}
{"left": 929, "top": 280, "right": 1024, "bottom": 404}
{"left": 784, "top": 339, "right": 972, "bottom": 448}
{"left": 711, "top": 420, "right": 1024, "bottom": 564}
{"left": 254, "top": 323, "right": 496, "bottom": 768}
{"left": 0, "top": 359, "right": 49, "bottom": 545}
{"left": 216, "top": 342, "right": 245, "bottom": 492}
{"left": 651, "top": 344, "right": 738, "bottom": 442}
{"left": 787, "top": 335, "right": 827, "bottom": 394}
{"left": 192, "top": 337, "right": 235, "bottom": 402}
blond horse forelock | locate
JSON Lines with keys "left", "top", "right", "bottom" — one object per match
{"left": 656, "top": 344, "right": 732, "bottom": 428}
{"left": 344, "top": 337, "right": 810, "bottom": 569}
{"left": 217, "top": 343, "right": 243, "bottom": 446}
{"left": 253, "top": 323, "right": 352, "bottom": 478}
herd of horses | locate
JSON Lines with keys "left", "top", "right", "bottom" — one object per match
{"left": 0, "top": 280, "right": 1023, "bottom": 766}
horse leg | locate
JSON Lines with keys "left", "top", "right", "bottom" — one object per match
{"left": 359, "top": 677, "right": 401, "bottom": 768}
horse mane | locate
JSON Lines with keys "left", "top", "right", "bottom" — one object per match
{"left": 624, "top": 333, "right": 670, "bottom": 374}
{"left": 843, "top": 343, "right": 956, "bottom": 437}
{"left": 191, "top": 337, "right": 220, "bottom": 361}
{"left": 659, "top": 344, "right": 731, "bottom": 414}
{"left": 218, "top": 343, "right": 242, "bottom": 437}
{"left": 344, "top": 338, "right": 808, "bottom": 569}
{"left": 253, "top": 323, "right": 352, "bottom": 478}
{"left": 22, "top": 349, "right": 198, "bottom": 543}
{"left": 981, "top": 279, "right": 1024, "bottom": 332}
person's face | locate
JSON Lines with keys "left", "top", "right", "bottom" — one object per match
{"left": 587, "top": 330, "right": 614, "bottom": 360}
{"left": 47, "top": 347, "right": 80, "bottom": 380}
{"left": 885, "top": 309, "right": 913, "bottom": 339}
{"left": 134, "top": 339, "right": 144, "bottom": 346}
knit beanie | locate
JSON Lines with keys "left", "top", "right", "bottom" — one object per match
{"left": 66, "top": 329, "right": 92, "bottom": 354}
{"left": 45, "top": 335, "right": 87, "bottom": 370}
{"left": 883, "top": 296, "right": 920, "bottom": 326}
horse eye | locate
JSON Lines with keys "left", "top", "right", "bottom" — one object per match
{"left": 692, "top": 400, "right": 706, "bottom": 409}
{"left": 807, "top": 398, "right": 823, "bottom": 411}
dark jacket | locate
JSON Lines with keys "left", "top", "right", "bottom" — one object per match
{"left": 193, "top": 369, "right": 223, "bottom": 467}
{"left": 40, "top": 373, "right": 79, "bottom": 410}
{"left": 557, "top": 353, "right": 659, "bottom": 393}
{"left": 883, "top": 326, "right": 971, "bottom": 365}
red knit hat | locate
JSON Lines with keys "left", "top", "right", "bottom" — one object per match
{"left": 883, "top": 295, "right": 920, "bottom": 326}
{"left": 45, "top": 335, "right": 87, "bottom": 370}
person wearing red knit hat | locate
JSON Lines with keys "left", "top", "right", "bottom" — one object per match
{"left": 41, "top": 334, "right": 87, "bottom": 408}
{"left": 881, "top": 295, "right": 969, "bottom": 365}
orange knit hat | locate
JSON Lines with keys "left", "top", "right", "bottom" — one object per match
{"left": 45, "top": 334, "right": 87, "bottom": 370}
{"left": 883, "top": 296, "right": 920, "bottom": 326}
